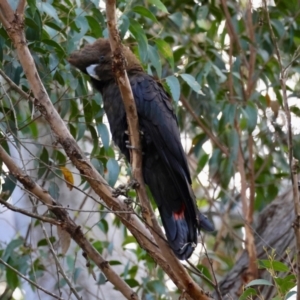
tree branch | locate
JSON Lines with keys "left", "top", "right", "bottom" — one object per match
{"left": 16, "top": 0, "right": 26, "bottom": 16}
{"left": 238, "top": 145, "right": 258, "bottom": 280}
{"left": 0, "top": 68, "right": 31, "bottom": 100}
{"left": 0, "top": 145, "right": 139, "bottom": 300}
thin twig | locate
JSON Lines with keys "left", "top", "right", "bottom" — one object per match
{"left": 0, "top": 198, "right": 61, "bottom": 225}
{"left": 41, "top": 224, "right": 82, "bottom": 300}
{"left": 220, "top": 0, "right": 241, "bottom": 54}
{"left": 245, "top": 0, "right": 257, "bottom": 97}
{"left": 180, "top": 95, "right": 229, "bottom": 156}
{"left": 185, "top": 261, "right": 216, "bottom": 287}
{"left": 0, "top": 258, "right": 63, "bottom": 300}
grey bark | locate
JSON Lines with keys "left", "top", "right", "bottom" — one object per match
{"left": 215, "top": 188, "right": 295, "bottom": 299}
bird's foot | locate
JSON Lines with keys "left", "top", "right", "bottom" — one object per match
{"left": 112, "top": 184, "right": 127, "bottom": 197}
{"left": 124, "top": 130, "right": 144, "bottom": 136}
{"left": 128, "top": 179, "right": 140, "bottom": 189}
{"left": 125, "top": 140, "right": 140, "bottom": 151}
{"left": 112, "top": 180, "right": 140, "bottom": 197}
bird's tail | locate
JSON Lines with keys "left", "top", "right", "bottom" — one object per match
{"left": 159, "top": 206, "right": 214, "bottom": 260}
{"left": 198, "top": 211, "right": 215, "bottom": 232}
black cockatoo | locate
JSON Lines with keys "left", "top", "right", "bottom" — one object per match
{"left": 68, "top": 38, "right": 214, "bottom": 260}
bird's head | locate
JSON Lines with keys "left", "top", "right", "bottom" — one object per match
{"left": 68, "top": 38, "right": 142, "bottom": 81}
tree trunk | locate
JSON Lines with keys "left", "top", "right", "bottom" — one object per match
{"left": 215, "top": 188, "right": 296, "bottom": 299}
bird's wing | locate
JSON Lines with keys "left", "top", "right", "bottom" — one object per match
{"left": 130, "top": 73, "right": 193, "bottom": 192}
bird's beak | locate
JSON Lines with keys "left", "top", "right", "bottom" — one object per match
{"left": 86, "top": 64, "right": 101, "bottom": 81}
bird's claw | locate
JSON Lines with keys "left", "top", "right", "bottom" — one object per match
{"left": 112, "top": 184, "right": 127, "bottom": 197}
{"left": 128, "top": 179, "right": 139, "bottom": 189}
{"left": 124, "top": 130, "right": 144, "bottom": 136}
{"left": 112, "top": 180, "right": 140, "bottom": 197}
{"left": 124, "top": 198, "right": 133, "bottom": 205}
{"left": 125, "top": 140, "right": 140, "bottom": 151}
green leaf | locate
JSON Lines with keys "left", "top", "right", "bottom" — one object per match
{"left": 25, "top": 10, "right": 43, "bottom": 41}
{"left": 1, "top": 173, "right": 16, "bottom": 201}
{"left": 88, "top": 124, "right": 99, "bottom": 156}
{"left": 109, "top": 260, "right": 122, "bottom": 266}
{"left": 148, "top": 44, "right": 162, "bottom": 78}
{"left": 212, "top": 64, "right": 227, "bottom": 83}
{"left": 290, "top": 105, "right": 300, "bottom": 117}
{"left": 45, "top": 21, "right": 62, "bottom": 33}
{"left": 245, "top": 279, "right": 273, "bottom": 288}
{"left": 132, "top": 6, "right": 158, "bottom": 22}
{"left": 74, "top": 16, "right": 89, "bottom": 38}
{"left": 83, "top": 99, "right": 93, "bottom": 124}
{"left": 241, "top": 102, "right": 258, "bottom": 133}
{"left": 38, "top": 147, "right": 49, "bottom": 178}
{"left": 118, "top": 14, "right": 130, "bottom": 40}
{"left": 286, "top": 290, "right": 297, "bottom": 299}
{"left": 48, "top": 181, "right": 59, "bottom": 200}
{"left": 73, "top": 267, "right": 81, "bottom": 283}
{"left": 106, "top": 158, "right": 119, "bottom": 187}
{"left": 98, "top": 219, "right": 109, "bottom": 234}
{"left": 258, "top": 259, "right": 289, "bottom": 272}
{"left": 165, "top": 75, "right": 180, "bottom": 103}
{"left": 148, "top": 0, "right": 169, "bottom": 13}
{"left": 125, "top": 278, "right": 139, "bottom": 288}
{"left": 122, "top": 236, "right": 136, "bottom": 247}
{"left": 86, "top": 16, "right": 102, "bottom": 38}
{"left": 293, "top": 134, "right": 300, "bottom": 161}
{"left": 272, "top": 261, "right": 290, "bottom": 272}
{"left": 77, "top": 117, "right": 86, "bottom": 141}
{"left": 0, "top": 41, "right": 2, "bottom": 62}
{"left": 155, "top": 39, "right": 174, "bottom": 71}
{"left": 53, "top": 150, "right": 66, "bottom": 165}
{"left": 129, "top": 19, "right": 148, "bottom": 64}
{"left": 239, "top": 288, "right": 257, "bottom": 300}
{"left": 128, "top": 265, "right": 138, "bottom": 277}
{"left": 180, "top": 73, "right": 202, "bottom": 94}
{"left": 93, "top": 241, "right": 103, "bottom": 254}
{"left": 168, "top": 12, "right": 182, "bottom": 28}
{"left": 97, "top": 272, "right": 106, "bottom": 285}
{"left": 37, "top": 237, "right": 56, "bottom": 247}
{"left": 227, "top": 128, "right": 239, "bottom": 161}
{"left": 38, "top": 2, "right": 59, "bottom": 21}
{"left": 6, "top": 263, "right": 19, "bottom": 289}
{"left": 91, "top": 158, "right": 104, "bottom": 175}
{"left": 27, "top": 0, "right": 37, "bottom": 15}
{"left": 147, "top": 280, "right": 166, "bottom": 295}
{"left": 275, "top": 275, "right": 296, "bottom": 295}
{"left": 97, "top": 123, "right": 110, "bottom": 150}
{"left": 3, "top": 238, "right": 24, "bottom": 262}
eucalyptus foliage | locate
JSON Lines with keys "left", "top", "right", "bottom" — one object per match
{"left": 1, "top": 0, "right": 300, "bottom": 299}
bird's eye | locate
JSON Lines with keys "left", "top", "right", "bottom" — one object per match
{"left": 100, "top": 56, "right": 105, "bottom": 61}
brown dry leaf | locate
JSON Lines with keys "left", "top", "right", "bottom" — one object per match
{"left": 265, "top": 93, "right": 280, "bottom": 118}
{"left": 60, "top": 166, "right": 74, "bottom": 190}
{"left": 265, "top": 93, "right": 271, "bottom": 107}
{"left": 269, "top": 100, "right": 280, "bottom": 118}
{"left": 57, "top": 225, "right": 71, "bottom": 255}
